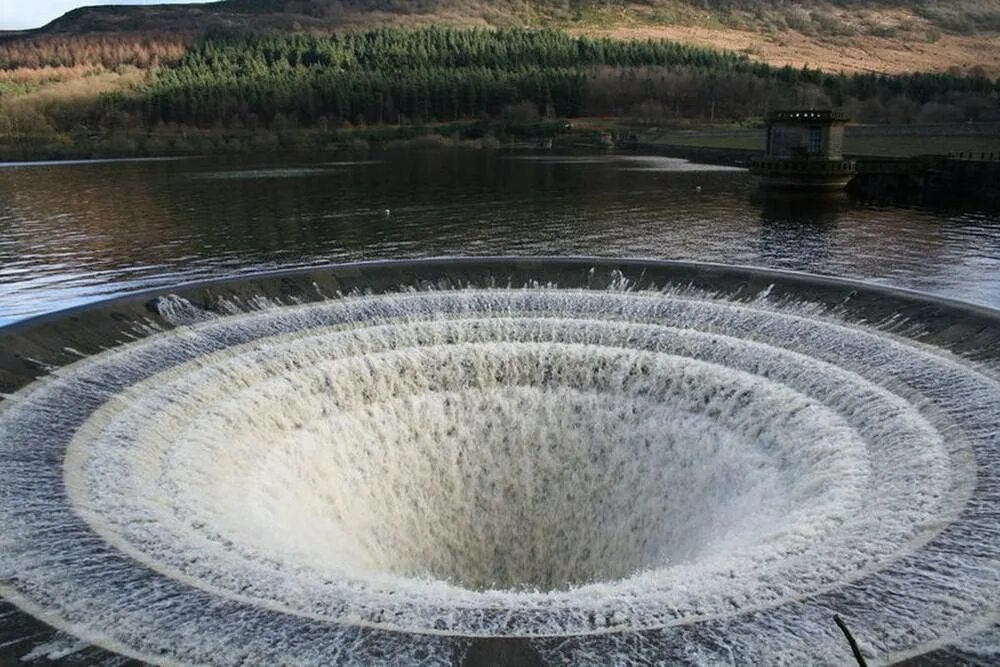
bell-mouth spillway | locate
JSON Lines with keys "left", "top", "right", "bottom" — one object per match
{"left": 0, "top": 257, "right": 998, "bottom": 666}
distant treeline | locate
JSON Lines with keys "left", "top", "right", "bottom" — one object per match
{"left": 130, "top": 28, "right": 999, "bottom": 129}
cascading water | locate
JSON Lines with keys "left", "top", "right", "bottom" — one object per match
{"left": 0, "top": 258, "right": 997, "bottom": 666}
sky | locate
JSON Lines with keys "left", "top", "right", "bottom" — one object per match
{"left": 1, "top": 1, "right": 217, "bottom": 31}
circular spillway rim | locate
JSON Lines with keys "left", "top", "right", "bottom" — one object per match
{"left": 1, "top": 257, "right": 998, "bottom": 667}
{"left": 3, "top": 255, "right": 999, "bottom": 334}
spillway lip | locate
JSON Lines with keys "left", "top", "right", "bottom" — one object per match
{"left": 1, "top": 256, "right": 999, "bottom": 666}
{"left": 5, "top": 255, "right": 1000, "bottom": 337}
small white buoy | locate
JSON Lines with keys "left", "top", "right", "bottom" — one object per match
{"left": 695, "top": 186, "right": 703, "bottom": 193}
{"left": 384, "top": 209, "right": 391, "bottom": 217}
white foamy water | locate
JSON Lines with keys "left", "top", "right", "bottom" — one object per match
{"left": 0, "top": 283, "right": 998, "bottom": 665}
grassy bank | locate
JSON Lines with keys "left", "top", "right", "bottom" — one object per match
{"left": 650, "top": 124, "right": 1000, "bottom": 157}
{"left": 0, "top": 119, "right": 575, "bottom": 161}
{"left": 6, "top": 118, "right": 997, "bottom": 162}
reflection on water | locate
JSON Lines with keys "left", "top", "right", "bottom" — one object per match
{"left": 192, "top": 167, "right": 349, "bottom": 180}
{"left": 754, "top": 191, "right": 846, "bottom": 268}
{"left": 0, "top": 149, "right": 998, "bottom": 324}
{"left": 506, "top": 155, "right": 743, "bottom": 172}
{"left": 756, "top": 190, "right": 851, "bottom": 227}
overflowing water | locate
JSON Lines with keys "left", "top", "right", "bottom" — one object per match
{"left": 0, "top": 262, "right": 998, "bottom": 665}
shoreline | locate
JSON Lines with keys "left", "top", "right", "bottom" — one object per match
{"left": 4, "top": 119, "right": 999, "bottom": 164}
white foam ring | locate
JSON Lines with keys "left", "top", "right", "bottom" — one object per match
{"left": 0, "top": 286, "right": 998, "bottom": 665}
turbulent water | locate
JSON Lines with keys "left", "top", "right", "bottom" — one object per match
{"left": 0, "top": 266, "right": 998, "bottom": 665}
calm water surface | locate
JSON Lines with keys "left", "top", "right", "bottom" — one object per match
{"left": 1, "top": 149, "right": 998, "bottom": 326}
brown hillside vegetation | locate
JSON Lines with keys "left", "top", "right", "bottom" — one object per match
{"left": 585, "top": 24, "right": 1000, "bottom": 77}
{"left": 3, "top": 0, "right": 999, "bottom": 76}
{"left": 0, "top": 34, "right": 189, "bottom": 69}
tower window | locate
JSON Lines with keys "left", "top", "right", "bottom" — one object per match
{"left": 808, "top": 126, "right": 823, "bottom": 154}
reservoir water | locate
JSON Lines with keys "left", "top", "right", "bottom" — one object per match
{"left": 1, "top": 149, "right": 998, "bottom": 325}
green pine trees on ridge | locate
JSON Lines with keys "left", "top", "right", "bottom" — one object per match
{"left": 134, "top": 27, "right": 1000, "bottom": 130}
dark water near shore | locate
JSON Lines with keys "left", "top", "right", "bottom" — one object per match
{"left": 1, "top": 149, "right": 998, "bottom": 326}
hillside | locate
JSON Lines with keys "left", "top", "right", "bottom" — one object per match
{"left": 1, "top": 3, "right": 998, "bottom": 161}
{"left": 5, "top": 1, "right": 1000, "bottom": 76}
